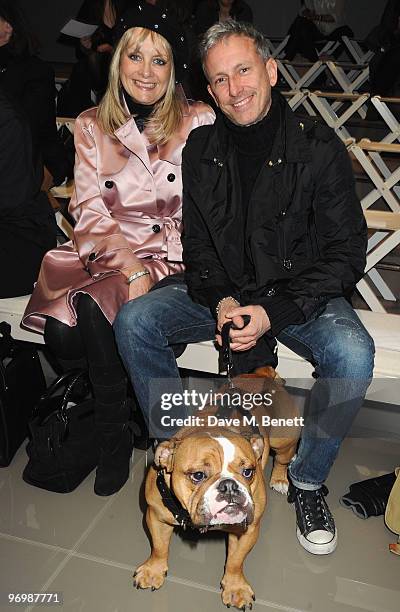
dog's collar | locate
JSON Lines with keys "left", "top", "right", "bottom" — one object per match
{"left": 156, "top": 467, "right": 193, "bottom": 529}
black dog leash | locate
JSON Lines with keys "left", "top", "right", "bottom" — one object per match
{"left": 216, "top": 318, "right": 261, "bottom": 437}
{"left": 220, "top": 316, "right": 251, "bottom": 388}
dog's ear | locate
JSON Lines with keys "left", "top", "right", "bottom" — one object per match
{"left": 250, "top": 436, "right": 264, "bottom": 462}
{"left": 154, "top": 440, "right": 176, "bottom": 472}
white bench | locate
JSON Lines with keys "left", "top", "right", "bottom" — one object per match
{"left": 1, "top": 296, "right": 399, "bottom": 405}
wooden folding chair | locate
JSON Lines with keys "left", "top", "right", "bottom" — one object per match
{"left": 308, "top": 91, "right": 370, "bottom": 142}
{"left": 370, "top": 96, "right": 400, "bottom": 145}
{"left": 356, "top": 210, "right": 400, "bottom": 312}
{"left": 265, "top": 35, "right": 290, "bottom": 59}
{"left": 324, "top": 61, "right": 370, "bottom": 118}
{"left": 349, "top": 139, "right": 400, "bottom": 212}
{"left": 341, "top": 36, "right": 374, "bottom": 65}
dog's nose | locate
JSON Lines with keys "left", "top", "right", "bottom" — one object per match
{"left": 218, "top": 479, "right": 239, "bottom": 498}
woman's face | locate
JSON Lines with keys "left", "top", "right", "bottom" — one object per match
{"left": 0, "top": 17, "right": 12, "bottom": 48}
{"left": 120, "top": 30, "right": 171, "bottom": 105}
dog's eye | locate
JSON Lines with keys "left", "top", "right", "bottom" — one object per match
{"left": 242, "top": 468, "right": 254, "bottom": 479}
{"left": 190, "top": 471, "right": 206, "bottom": 483}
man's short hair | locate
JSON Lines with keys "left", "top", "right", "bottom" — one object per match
{"left": 199, "top": 19, "right": 270, "bottom": 77}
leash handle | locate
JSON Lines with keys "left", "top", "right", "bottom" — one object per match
{"left": 221, "top": 316, "right": 251, "bottom": 385}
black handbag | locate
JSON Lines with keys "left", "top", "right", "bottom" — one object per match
{"left": 23, "top": 369, "right": 99, "bottom": 493}
{"left": 0, "top": 322, "right": 46, "bottom": 467}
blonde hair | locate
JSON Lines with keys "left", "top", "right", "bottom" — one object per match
{"left": 97, "top": 27, "right": 183, "bottom": 144}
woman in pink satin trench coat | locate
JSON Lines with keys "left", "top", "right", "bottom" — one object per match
{"left": 22, "top": 5, "right": 215, "bottom": 497}
{"left": 22, "top": 98, "right": 214, "bottom": 332}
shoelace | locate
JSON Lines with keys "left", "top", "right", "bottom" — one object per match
{"left": 293, "top": 485, "right": 332, "bottom": 531}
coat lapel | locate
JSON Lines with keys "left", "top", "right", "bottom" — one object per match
{"left": 114, "top": 117, "right": 153, "bottom": 175}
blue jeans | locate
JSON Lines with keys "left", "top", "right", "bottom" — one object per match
{"left": 114, "top": 285, "right": 375, "bottom": 489}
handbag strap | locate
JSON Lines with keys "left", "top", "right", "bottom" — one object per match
{"left": 33, "top": 369, "right": 90, "bottom": 422}
{"left": 59, "top": 370, "right": 90, "bottom": 422}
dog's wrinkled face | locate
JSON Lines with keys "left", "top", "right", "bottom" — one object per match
{"left": 156, "top": 433, "right": 264, "bottom": 528}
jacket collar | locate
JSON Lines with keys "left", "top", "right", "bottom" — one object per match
{"left": 114, "top": 89, "right": 191, "bottom": 168}
{"left": 201, "top": 90, "right": 312, "bottom": 167}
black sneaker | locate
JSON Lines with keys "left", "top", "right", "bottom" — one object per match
{"left": 288, "top": 482, "right": 337, "bottom": 555}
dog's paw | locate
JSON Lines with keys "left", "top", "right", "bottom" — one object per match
{"left": 269, "top": 477, "right": 289, "bottom": 495}
{"left": 133, "top": 561, "right": 168, "bottom": 591}
{"left": 269, "top": 464, "right": 289, "bottom": 495}
{"left": 221, "top": 575, "right": 255, "bottom": 610}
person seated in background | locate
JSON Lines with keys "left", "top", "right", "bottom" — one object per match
{"left": 194, "top": 0, "right": 253, "bottom": 36}
{"left": 365, "top": 0, "right": 400, "bottom": 98}
{"left": 0, "top": 88, "right": 57, "bottom": 298}
{"left": 57, "top": 0, "right": 132, "bottom": 117}
{"left": 191, "top": 1, "right": 253, "bottom": 105}
{"left": 22, "top": 2, "right": 214, "bottom": 497}
{"left": 285, "top": 0, "right": 353, "bottom": 62}
{"left": 0, "top": 0, "right": 72, "bottom": 187}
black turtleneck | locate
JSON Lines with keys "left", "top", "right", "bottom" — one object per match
{"left": 123, "top": 89, "right": 155, "bottom": 132}
{"left": 223, "top": 99, "right": 280, "bottom": 225}
{"left": 222, "top": 99, "right": 280, "bottom": 279}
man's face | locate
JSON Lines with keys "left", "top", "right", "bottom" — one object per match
{"left": 205, "top": 35, "right": 277, "bottom": 127}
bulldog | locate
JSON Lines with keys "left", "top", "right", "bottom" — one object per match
{"left": 133, "top": 367, "right": 301, "bottom": 609}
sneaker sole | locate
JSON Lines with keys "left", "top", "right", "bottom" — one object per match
{"left": 296, "top": 527, "right": 338, "bottom": 555}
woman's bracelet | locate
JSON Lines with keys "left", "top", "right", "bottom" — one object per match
{"left": 126, "top": 270, "right": 150, "bottom": 285}
{"left": 215, "top": 296, "right": 239, "bottom": 317}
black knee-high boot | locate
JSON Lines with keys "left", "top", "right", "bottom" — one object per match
{"left": 89, "top": 366, "right": 135, "bottom": 496}
{"left": 76, "top": 295, "right": 135, "bottom": 496}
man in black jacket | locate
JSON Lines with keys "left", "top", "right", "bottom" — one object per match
{"left": 115, "top": 20, "right": 374, "bottom": 556}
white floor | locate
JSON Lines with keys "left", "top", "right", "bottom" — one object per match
{"left": 1, "top": 427, "right": 399, "bottom": 612}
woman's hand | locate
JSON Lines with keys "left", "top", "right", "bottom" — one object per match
{"left": 128, "top": 273, "right": 153, "bottom": 301}
{"left": 80, "top": 36, "right": 92, "bottom": 50}
{"left": 96, "top": 43, "right": 113, "bottom": 53}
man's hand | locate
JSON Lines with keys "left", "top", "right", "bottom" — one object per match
{"left": 216, "top": 304, "right": 271, "bottom": 352}
{"left": 216, "top": 297, "right": 243, "bottom": 335}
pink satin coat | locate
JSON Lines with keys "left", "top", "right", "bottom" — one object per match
{"left": 22, "top": 100, "right": 215, "bottom": 333}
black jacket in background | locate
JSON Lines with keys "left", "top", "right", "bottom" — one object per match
{"left": 0, "top": 48, "right": 72, "bottom": 185}
{"left": 182, "top": 92, "right": 367, "bottom": 339}
{"left": 0, "top": 89, "right": 57, "bottom": 297}
{"left": 194, "top": 0, "right": 253, "bottom": 35}
{"left": 366, "top": 0, "right": 400, "bottom": 50}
